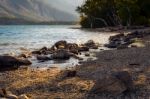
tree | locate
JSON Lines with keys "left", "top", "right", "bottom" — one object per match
{"left": 77, "top": 0, "right": 150, "bottom": 28}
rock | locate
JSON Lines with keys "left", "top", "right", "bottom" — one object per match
{"left": 84, "top": 40, "right": 99, "bottom": 49}
{"left": 129, "top": 42, "right": 145, "bottom": 48}
{"left": 90, "top": 45, "right": 99, "bottom": 49}
{"left": 66, "top": 70, "right": 77, "bottom": 77}
{"left": 84, "top": 40, "right": 95, "bottom": 47}
{"left": 54, "top": 40, "right": 67, "bottom": 49}
{"left": 127, "top": 31, "right": 143, "bottom": 39}
{"left": 67, "top": 43, "right": 79, "bottom": 54}
{"left": 32, "top": 50, "right": 41, "bottom": 55}
{"left": 40, "top": 46, "right": 48, "bottom": 51}
{"left": 0, "top": 89, "right": 18, "bottom": 99}
{"left": 37, "top": 55, "right": 52, "bottom": 61}
{"left": 51, "top": 49, "right": 70, "bottom": 60}
{"left": 78, "top": 46, "right": 89, "bottom": 52}
{"left": 85, "top": 53, "right": 90, "bottom": 57}
{"left": 104, "top": 42, "right": 118, "bottom": 48}
{"left": 18, "top": 59, "right": 32, "bottom": 65}
{"left": 113, "top": 71, "right": 134, "bottom": 90}
{"left": 32, "top": 47, "right": 52, "bottom": 55}
{"left": 109, "top": 34, "right": 124, "bottom": 41}
{"left": 69, "top": 49, "right": 79, "bottom": 55}
{"left": 90, "top": 75, "right": 127, "bottom": 95}
{"left": 18, "top": 54, "right": 27, "bottom": 58}
{"left": 71, "top": 54, "right": 83, "bottom": 60}
{"left": 100, "top": 49, "right": 104, "bottom": 51}
{"left": 6, "top": 94, "right": 18, "bottom": 99}
{"left": 0, "top": 56, "right": 32, "bottom": 71}
{"left": 67, "top": 43, "right": 78, "bottom": 50}
{"left": 18, "top": 94, "right": 29, "bottom": 99}
{"left": 0, "top": 89, "right": 5, "bottom": 97}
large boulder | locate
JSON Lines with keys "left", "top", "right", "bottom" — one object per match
{"left": 90, "top": 75, "right": 127, "bottom": 95}
{"left": 0, "top": 55, "right": 32, "bottom": 71}
{"left": 90, "top": 71, "right": 133, "bottom": 95}
{"left": 51, "top": 49, "right": 71, "bottom": 60}
{"left": 84, "top": 40, "right": 99, "bottom": 49}
{"left": 53, "top": 40, "right": 67, "bottom": 49}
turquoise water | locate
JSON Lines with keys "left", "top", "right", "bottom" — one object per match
{"left": 0, "top": 25, "right": 112, "bottom": 54}
{"left": 0, "top": 25, "right": 114, "bottom": 68}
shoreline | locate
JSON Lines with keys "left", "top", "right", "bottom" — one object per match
{"left": 0, "top": 28, "right": 150, "bottom": 98}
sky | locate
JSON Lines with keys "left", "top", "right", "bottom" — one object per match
{"left": 40, "top": 0, "right": 84, "bottom": 15}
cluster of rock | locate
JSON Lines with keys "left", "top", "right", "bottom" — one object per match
{"left": 0, "top": 40, "right": 99, "bottom": 71}
{"left": 32, "top": 40, "right": 99, "bottom": 61}
{"left": 105, "top": 31, "right": 150, "bottom": 49}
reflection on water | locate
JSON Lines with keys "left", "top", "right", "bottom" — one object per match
{"left": 0, "top": 25, "right": 115, "bottom": 68}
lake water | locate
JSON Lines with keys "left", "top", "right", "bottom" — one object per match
{"left": 0, "top": 25, "right": 114, "bottom": 69}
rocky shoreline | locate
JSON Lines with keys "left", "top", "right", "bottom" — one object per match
{"left": 0, "top": 28, "right": 150, "bottom": 98}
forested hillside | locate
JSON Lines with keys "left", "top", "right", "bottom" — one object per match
{"left": 77, "top": 0, "right": 150, "bottom": 28}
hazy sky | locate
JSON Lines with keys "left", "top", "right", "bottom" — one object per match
{"left": 40, "top": 0, "right": 84, "bottom": 15}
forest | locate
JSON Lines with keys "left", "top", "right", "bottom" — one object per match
{"left": 77, "top": 0, "right": 150, "bottom": 28}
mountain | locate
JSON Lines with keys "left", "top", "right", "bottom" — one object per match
{"left": 0, "top": 0, "right": 81, "bottom": 24}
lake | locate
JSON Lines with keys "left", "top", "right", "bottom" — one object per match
{"left": 0, "top": 25, "right": 113, "bottom": 69}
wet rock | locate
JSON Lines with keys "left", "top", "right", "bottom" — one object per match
{"left": 67, "top": 43, "right": 79, "bottom": 54}
{"left": 105, "top": 42, "right": 118, "bottom": 48}
{"left": 70, "top": 49, "right": 79, "bottom": 55}
{"left": 106, "top": 32, "right": 136, "bottom": 49}
{"left": 78, "top": 46, "right": 89, "bottom": 52}
{"left": 40, "top": 46, "right": 48, "bottom": 51}
{"left": 54, "top": 40, "right": 67, "bottom": 49}
{"left": 127, "top": 31, "right": 144, "bottom": 39}
{"left": 32, "top": 50, "right": 41, "bottom": 55}
{"left": 67, "top": 43, "right": 78, "bottom": 50}
{"left": 18, "top": 59, "right": 32, "bottom": 65}
{"left": 84, "top": 40, "right": 95, "bottom": 47}
{"left": 91, "top": 75, "right": 127, "bottom": 95}
{"left": 109, "top": 34, "right": 125, "bottom": 41}
{"left": 18, "top": 54, "right": 27, "bottom": 58}
{"left": 71, "top": 54, "right": 83, "bottom": 60}
{"left": 0, "top": 55, "right": 32, "bottom": 71}
{"left": 84, "top": 40, "right": 99, "bottom": 49}
{"left": 51, "top": 49, "right": 70, "bottom": 60}
{"left": 37, "top": 55, "right": 52, "bottom": 61}
{"left": 85, "top": 53, "right": 90, "bottom": 57}
{"left": 90, "top": 45, "right": 99, "bottom": 49}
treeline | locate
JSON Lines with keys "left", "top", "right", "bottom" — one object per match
{"left": 76, "top": 0, "right": 150, "bottom": 28}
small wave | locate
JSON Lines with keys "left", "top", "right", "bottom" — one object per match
{"left": 0, "top": 43, "right": 18, "bottom": 46}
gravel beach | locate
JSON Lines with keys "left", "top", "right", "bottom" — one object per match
{"left": 0, "top": 29, "right": 150, "bottom": 99}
